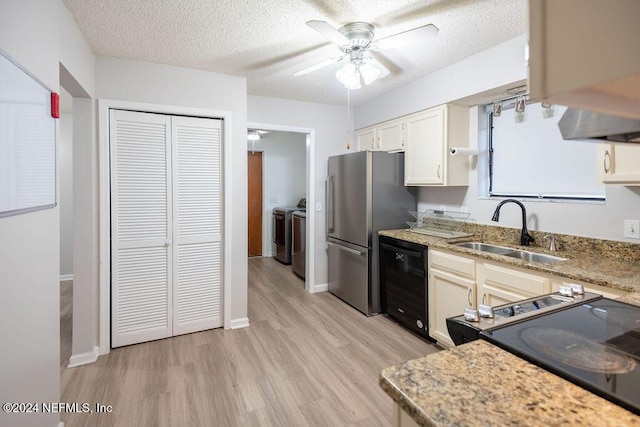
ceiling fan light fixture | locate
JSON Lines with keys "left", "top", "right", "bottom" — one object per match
{"left": 336, "top": 62, "right": 362, "bottom": 89}
{"left": 247, "top": 130, "right": 261, "bottom": 141}
{"left": 359, "top": 61, "right": 381, "bottom": 85}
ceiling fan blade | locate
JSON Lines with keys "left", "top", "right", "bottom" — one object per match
{"left": 306, "top": 20, "right": 350, "bottom": 46}
{"left": 293, "top": 56, "right": 343, "bottom": 76}
{"left": 373, "top": 24, "right": 439, "bottom": 50}
{"left": 367, "top": 56, "right": 391, "bottom": 80}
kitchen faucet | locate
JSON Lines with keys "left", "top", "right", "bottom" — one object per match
{"left": 491, "top": 199, "right": 535, "bottom": 246}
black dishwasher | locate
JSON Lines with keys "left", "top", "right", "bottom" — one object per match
{"left": 379, "top": 235, "right": 431, "bottom": 339}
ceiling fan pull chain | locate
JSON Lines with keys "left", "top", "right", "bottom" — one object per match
{"left": 347, "top": 88, "right": 352, "bottom": 142}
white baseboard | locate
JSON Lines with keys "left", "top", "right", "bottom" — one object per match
{"left": 67, "top": 346, "right": 100, "bottom": 368}
{"left": 312, "top": 283, "right": 328, "bottom": 293}
{"left": 59, "top": 274, "right": 74, "bottom": 282}
{"left": 228, "top": 317, "right": 250, "bottom": 329}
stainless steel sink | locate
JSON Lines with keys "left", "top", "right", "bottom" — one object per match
{"left": 454, "top": 242, "right": 514, "bottom": 255}
{"left": 453, "top": 242, "right": 517, "bottom": 255}
{"left": 452, "top": 241, "right": 567, "bottom": 264}
{"left": 502, "top": 250, "right": 567, "bottom": 264}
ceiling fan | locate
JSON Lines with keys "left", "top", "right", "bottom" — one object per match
{"left": 247, "top": 129, "right": 270, "bottom": 141}
{"left": 294, "top": 20, "right": 439, "bottom": 90}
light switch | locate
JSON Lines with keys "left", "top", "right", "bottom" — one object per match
{"left": 315, "top": 201, "right": 322, "bottom": 211}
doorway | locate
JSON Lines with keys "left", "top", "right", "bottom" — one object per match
{"left": 247, "top": 151, "right": 263, "bottom": 257}
{"left": 58, "top": 86, "right": 73, "bottom": 370}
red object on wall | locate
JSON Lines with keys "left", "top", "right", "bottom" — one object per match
{"left": 51, "top": 92, "right": 60, "bottom": 118}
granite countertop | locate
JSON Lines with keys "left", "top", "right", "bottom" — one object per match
{"left": 380, "top": 227, "right": 640, "bottom": 294}
{"left": 380, "top": 340, "right": 640, "bottom": 427}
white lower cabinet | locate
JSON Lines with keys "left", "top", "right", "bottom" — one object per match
{"left": 428, "top": 249, "right": 476, "bottom": 348}
{"left": 477, "top": 262, "right": 550, "bottom": 307}
{"left": 427, "top": 248, "right": 632, "bottom": 347}
{"left": 427, "top": 249, "right": 571, "bottom": 348}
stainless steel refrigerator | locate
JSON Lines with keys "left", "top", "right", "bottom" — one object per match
{"left": 326, "top": 151, "right": 416, "bottom": 315}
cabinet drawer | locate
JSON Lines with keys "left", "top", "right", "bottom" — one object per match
{"left": 551, "top": 279, "right": 628, "bottom": 300}
{"left": 429, "top": 249, "right": 475, "bottom": 279}
{"left": 481, "top": 262, "right": 549, "bottom": 296}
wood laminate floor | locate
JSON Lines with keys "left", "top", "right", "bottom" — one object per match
{"left": 60, "top": 257, "right": 439, "bottom": 426}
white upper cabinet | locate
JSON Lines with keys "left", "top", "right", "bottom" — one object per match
{"left": 356, "top": 126, "right": 376, "bottom": 151}
{"left": 529, "top": 0, "right": 640, "bottom": 119}
{"left": 404, "top": 104, "right": 470, "bottom": 186}
{"left": 356, "top": 119, "right": 404, "bottom": 152}
{"left": 597, "top": 143, "right": 640, "bottom": 185}
{"left": 377, "top": 119, "right": 404, "bottom": 152}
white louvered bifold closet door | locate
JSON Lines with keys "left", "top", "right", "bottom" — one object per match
{"left": 110, "top": 110, "right": 172, "bottom": 347}
{"left": 110, "top": 110, "right": 223, "bottom": 347}
{"left": 171, "top": 116, "right": 223, "bottom": 335}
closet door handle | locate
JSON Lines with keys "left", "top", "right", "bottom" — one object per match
{"left": 164, "top": 240, "right": 172, "bottom": 248}
{"left": 603, "top": 150, "right": 611, "bottom": 173}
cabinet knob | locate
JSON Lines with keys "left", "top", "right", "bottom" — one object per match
{"left": 478, "top": 304, "right": 495, "bottom": 318}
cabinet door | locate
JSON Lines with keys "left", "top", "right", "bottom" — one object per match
{"left": 597, "top": 143, "right": 640, "bottom": 185}
{"left": 529, "top": 0, "right": 640, "bottom": 118}
{"left": 378, "top": 120, "right": 404, "bottom": 152}
{"left": 478, "top": 262, "right": 550, "bottom": 307}
{"left": 478, "top": 282, "right": 535, "bottom": 307}
{"left": 428, "top": 268, "right": 476, "bottom": 348}
{"left": 404, "top": 107, "right": 445, "bottom": 185}
{"left": 356, "top": 127, "right": 376, "bottom": 151}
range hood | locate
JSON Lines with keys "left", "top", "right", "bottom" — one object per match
{"left": 558, "top": 108, "right": 640, "bottom": 142}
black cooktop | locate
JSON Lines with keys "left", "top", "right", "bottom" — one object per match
{"left": 481, "top": 298, "right": 640, "bottom": 415}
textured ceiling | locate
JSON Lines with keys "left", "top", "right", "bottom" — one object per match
{"left": 62, "top": 0, "right": 528, "bottom": 106}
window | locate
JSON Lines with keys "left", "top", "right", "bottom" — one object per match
{"left": 488, "top": 101, "right": 605, "bottom": 201}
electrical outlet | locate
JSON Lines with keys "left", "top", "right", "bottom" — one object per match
{"left": 624, "top": 219, "right": 640, "bottom": 239}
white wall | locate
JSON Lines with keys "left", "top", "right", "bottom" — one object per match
{"left": 355, "top": 35, "right": 528, "bottom": 129}
{"left": 0, "top": 1, "right": 95, "bottom": 426}
{"left": 95, "top": 56, "right": 249, "bottom": 324}
{"left": 355, "top": 34, "right": 640, "bottom": 243}
{"left": 250, "top": 131, "right": 306, "bottom": 256}
{"left": 248, "top": 96, "right": 351, "bottom": 288}
{"left": 59, "top": 113, "right": 74, "bottom": 278}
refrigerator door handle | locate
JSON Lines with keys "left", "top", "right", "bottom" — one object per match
{"left": 327, "top": 241, "right": 364, "bottom": 256}
{"left": 326, "top": 176, "right": 334, "bottom": 234}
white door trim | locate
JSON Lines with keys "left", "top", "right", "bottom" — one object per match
{"left": 99, "top": 99, "right": 233, "bottom": 355}
{"left": 248, "top": 122, "right": 316, "bottom": 295}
